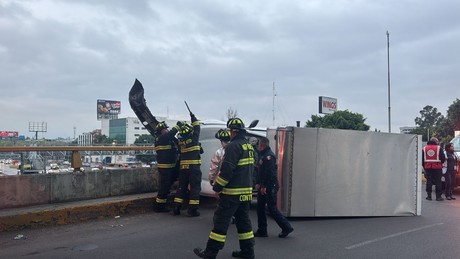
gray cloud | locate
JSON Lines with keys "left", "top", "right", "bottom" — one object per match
{"left": 1, "top": 0, "right": 459, "bottom": 138}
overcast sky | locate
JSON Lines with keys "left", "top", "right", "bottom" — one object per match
{"left": 1, "top": 0, "right": 459, "bottom": 139}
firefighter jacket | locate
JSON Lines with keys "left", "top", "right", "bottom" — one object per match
{"left": 423, "top": 143, "right": 445, "bottom": 170}
{"left": 213, "top": 132, "right": 254, "bottom": 202}
{"left": 178, "top": 115, "right": 201, "bottom": 169}
{"left": 154, "top": 126, "right": 179, "bottom": 169}
{"left": 256, "top": 146, "right": 279, "bottom": 190}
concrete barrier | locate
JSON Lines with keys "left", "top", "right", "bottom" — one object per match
{"left": 0, "top": 167, "right": 158, "bottom": 210}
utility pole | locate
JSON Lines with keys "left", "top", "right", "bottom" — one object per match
{"left": 387, "top": 31, "right": 392, "bottom": 133}
{"left": 272, "top": 82, "right": 276, "bottom": 126}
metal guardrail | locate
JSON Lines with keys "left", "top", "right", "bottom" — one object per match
{"left": 0, "top": 146, "right": 157, "bottom": 170}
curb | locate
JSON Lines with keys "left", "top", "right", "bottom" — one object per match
{"left": 0, "top": 193, "right": 156, "bottom": 232}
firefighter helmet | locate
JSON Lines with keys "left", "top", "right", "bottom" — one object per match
{"left": 179, "top": 124, "right": 193, "bottom": 138}
{"left": 155, "top": 121, "right": 168, "bottom": 133}
{"left": 215, "top": 129, "right": 230, "bottom": 142}
{"left": 227, "top": 118, "right": 245, "bottom": 131}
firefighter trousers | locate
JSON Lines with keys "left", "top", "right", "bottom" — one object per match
{"left": 205, "top": 196, "right": 255, "bottom": 253}
{"left": 174, "top": 165, "right": 202, "bottom": 209}
{"left": 156, "top": 167, "right": 179, "bottom": 205}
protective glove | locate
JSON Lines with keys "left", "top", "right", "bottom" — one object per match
{"left": 190, "top": 113, "right": 197, "bottom": 122}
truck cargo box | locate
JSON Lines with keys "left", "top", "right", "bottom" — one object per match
{"left": 271, "top": 127, "right": 422, "bottom": 217}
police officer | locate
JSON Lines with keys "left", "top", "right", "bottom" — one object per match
{"left": 153, "top": 121, "right": 180, "bottom": 212}
{"left": 194, "top": 118, "right": 255, "bottom": 259}
{"left": 254, "top": 136, "right": 293, "bottom": 238}
{"left": 173, "top": 112, "right": 202, "bottom": 217}
{"left": 423, "top": 137, "right": 446, "bottom": 201}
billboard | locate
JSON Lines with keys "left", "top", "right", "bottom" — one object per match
{"left": 0, "top": 131, "right": 19, "bottom": 138}
{"left": 318, "top": 96, "right": 337, "bottom": 114}
{"left": 97, "top": 99, "right": 121, "bottom": 120}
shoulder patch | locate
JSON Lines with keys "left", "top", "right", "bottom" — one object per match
{"left": 267, "top": 156, "right": 272, "bottom": 160}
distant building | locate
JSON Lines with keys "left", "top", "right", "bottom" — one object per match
{"left": 78, "top": 132, "right": 93, "bottom": 146}
{"left": 400, "top": 126, "right": 416, "bottom": 134}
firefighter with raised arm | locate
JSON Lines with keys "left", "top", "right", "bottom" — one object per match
{"left": 153, "top": 121, "right": 180, "bottom": 212}
{"left": 173, "top": 112, "right": 203, "bottom": 217}
{"left": 194, "top": 118, "right": 255, "bottom": 259}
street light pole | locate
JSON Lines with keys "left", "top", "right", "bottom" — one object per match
{"left": 386, "top": 30, "right": 391, "bottom": 133}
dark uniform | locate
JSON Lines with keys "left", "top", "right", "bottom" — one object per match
{"left": 255, "top": 141, "right": 293, "bottom": 238}
{"left": 173, "top": 113, "right": 202, "bottom": 216}
{"left": 423, "top": 138, "right": 446, "bottom": 201}
{"left": 153, "top": 122, "right": 180, "bottom": 212}
{"left": 194, "top": 118, "right": 255, "bottom": 259}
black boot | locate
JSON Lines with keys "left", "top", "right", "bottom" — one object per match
{"left": 153, "top": 203, "right": 170, "bottom": 213}
{"left": 193, "top": 248, "right": 217, "bottom": 259}
{"left": 232, "top": 249, "right": 255, "bottom": 259}
{"left": 187, "top": 208, "right": 200, "bottom": 217}
{"left": 173, "top": 205, "right": 181, "bottom": 215}
{"left": 426, "top": 193, "right": 432, "bottom": 200}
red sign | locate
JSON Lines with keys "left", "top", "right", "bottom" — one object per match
{"left": 0, "top": 131, "right": 19, "bottom": 138}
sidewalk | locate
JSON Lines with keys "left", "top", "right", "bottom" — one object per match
{"left": 0, "top": 193, "right": 156, "bottom": 232}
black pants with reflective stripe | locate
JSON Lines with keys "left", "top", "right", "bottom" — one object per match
{"left": 174, "top": 165, "right": 202, "bottom": 209}
{"left": 256, "top": 188, "right": 292, "bottom": 233}
{"left": 206, "top": 196, "right": 255, "bottom": 252}
{"left": 157, "top": 166, "right": 179, "bottom": 202}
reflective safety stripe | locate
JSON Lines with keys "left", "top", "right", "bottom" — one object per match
{"left": 237, "top": 158, "right": 254, "bottom": 166}
{"left": 181, "top": 146, "right": 201, "bottom": 153}
{"left": 174, "top": 197, "right": 184, "bottom": 203}
{"left": 221, "top": 187, "right": 253, "bottom": 195}
{"left": 191, "top": 121, "right": 200, "bottom": 126}
{"left": 156, "top": 198, "right": 167, "bottom": 204}
{"left": 180, "top": 160, "right": 201, "bottom": 165}
{"left": 216, "top": 176, "right": 229, "bottom": 186}
{"left": 238, "top": 231, "right": 254, "bottom": 240}
{"left": 157, "top": 163, "right": 176, "bottom": 169}
{"left": 209, "top": 232, "right": 226, "bottom": 243}
{"left": 155, "top": 145, "right": 172, "bottom": 151}
{"left": 189, "top": 199, "right": 200, "bottom": 205}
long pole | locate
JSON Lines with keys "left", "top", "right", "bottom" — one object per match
{"left": 272, "top": 82, "right": 276, "bottom": 126}
{"left": 387, "top": 31, "right": 391, "bottom": 133}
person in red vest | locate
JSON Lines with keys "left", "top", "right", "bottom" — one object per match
{"left": 423, "top": 137, "right": 446, "bottom": 201}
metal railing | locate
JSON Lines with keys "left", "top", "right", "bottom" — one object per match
{"left": 0, "top": 146, "right": 156, "bottom": 171}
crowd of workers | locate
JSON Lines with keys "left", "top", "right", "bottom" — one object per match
{"left": 151, "top": 114, "right": 293, "bottom": 259}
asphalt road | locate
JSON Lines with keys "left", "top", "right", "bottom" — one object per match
{"left": 2, "top": 192, "right": 460, "bottom": 259}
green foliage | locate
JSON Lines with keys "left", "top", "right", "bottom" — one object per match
{"left": 134, "top": 134, "right": 156, "bottom": 164}
{"left": 93, "top": 134, "right": 114, "bottom": 145}
{"left": 411, "top": 100, "right": 460, "bottom": 142}
{"left": 305, "top": 110, "right": 370, "bottom": 131}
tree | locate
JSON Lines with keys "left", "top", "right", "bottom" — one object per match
{"left": 93, "top": 134, "right": 114, "bottom": 145}
{"left": 305, "top": 110, "right": 370, "bottom": 131}
{"left": 446, "top": 99, "right": 460, "bottom": 132}
{"left": 134, "top": 134, "right": 156, "bottom": 164}
{"left": 226, "top": 107, "right": 238, "bottom": 120}
{"left": 412, "top": 105, "right": 445, "bottom": 141}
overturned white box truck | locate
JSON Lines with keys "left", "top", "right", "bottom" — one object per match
{"left": 268, "top": 127, "right": 422, "bottom": 217}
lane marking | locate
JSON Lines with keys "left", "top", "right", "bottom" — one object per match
{"left": 345, "top": 223, "right": 444, "bottom": 250}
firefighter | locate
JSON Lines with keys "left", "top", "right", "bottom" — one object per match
{"left": 194, "top": 118, "right": 255, "bottom": 259}
{"left": 423, "top": 137, "right": 446, "bottom": 201}
{"left": 173, "top": 112, "right": 202, "bottom": 217}
{"left": 153, "top": 121, "right": 180, "bottom": 213}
